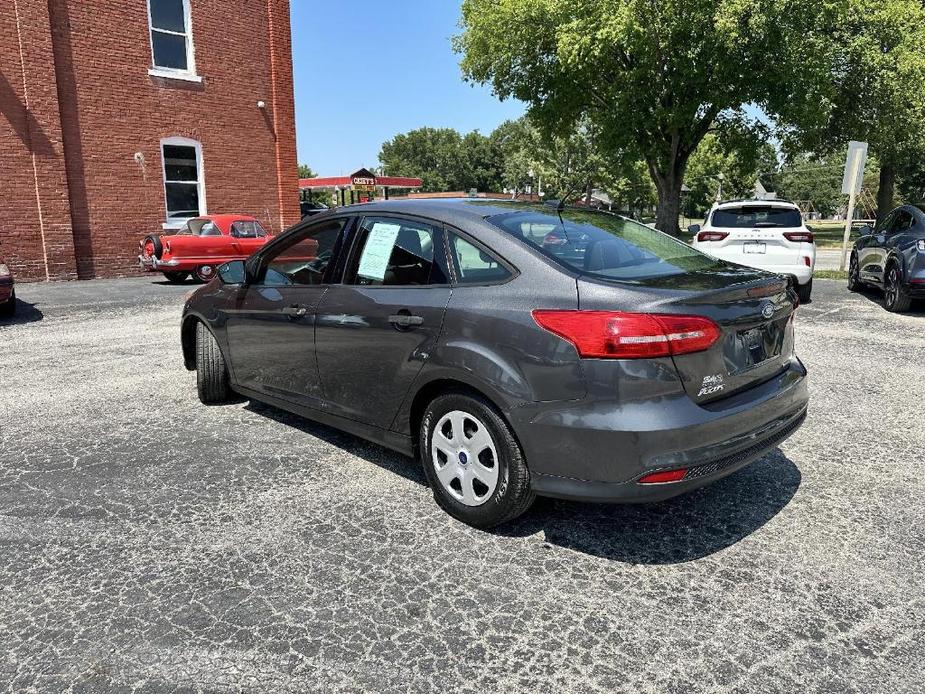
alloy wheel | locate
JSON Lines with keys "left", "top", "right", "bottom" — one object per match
{"left": 431, "top": 410, "right": 499, "bottom": 507}
{"left": 885, "top": 267, "right": 899, "bottom": 307}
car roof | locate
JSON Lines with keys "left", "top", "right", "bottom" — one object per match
{"left": 713, "top": 199, "right": 799, "bottom": 210}
{"left": 327, "top": 197, "right": 617, "bottom": 224}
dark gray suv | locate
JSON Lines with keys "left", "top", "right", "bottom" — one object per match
{"left": 181, "top": 199, "right": 808, "bottom": 528}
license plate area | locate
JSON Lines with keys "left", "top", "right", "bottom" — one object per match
{"left": 725, "top": 322, "right": 785, "bottom": 374}
{"left": 743, "top": 241, "right": 766, "bottom": 254}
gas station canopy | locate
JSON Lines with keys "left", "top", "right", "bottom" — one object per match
{"left": 299, "top": 168, "right": 422, "bottom": 204}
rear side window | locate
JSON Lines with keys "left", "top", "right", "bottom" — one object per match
{"left": 448, "top": 232, "right": 511, "bottom": 284}
{"left": 488, "top": 207, "right": 720, "bottom": 281}
{"left": 349, "top": 217, "right": 448, "bottom": 286}
{"left": 711, "top": 206, "right": 802, "bottom": 228}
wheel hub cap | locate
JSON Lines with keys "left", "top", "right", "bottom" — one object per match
{"left": 431, "top": 410, "right": 499, "bottom": 507}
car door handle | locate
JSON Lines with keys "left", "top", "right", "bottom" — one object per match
{"left": 281, "top": 305, "right": 307, "bottom": 319}
{"left": 388, "top": 313, "right": 424, "bottom": 328}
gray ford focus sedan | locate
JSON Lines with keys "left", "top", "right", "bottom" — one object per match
{"left": 181, "top": 199, "right": 808, "bottom": 528}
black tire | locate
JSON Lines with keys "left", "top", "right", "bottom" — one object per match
{"left": 847, "top": 253, "right": 861, "bottom": 292}
{"left": 195, "top": 321, "right": 231, "bottom": 404}
{"left": 143, "top": 235, "right": 163, "bottom": 259}
{"left": 884, "top": 262, "right": 912, "bottom": 313}
{"left": 796, "top": 279, "right": 813, "bottom": 304}
{"left": 194, "top": 265, "right": 216, "bottom": 283}
{"left": 419, "top": 391, "right": 534, "bottom": 528}
{"left": 0, "top": 290, "right": 15, "bottom": 318}
{"left": 163, "top": 271, "right": 189, "bottom": 284}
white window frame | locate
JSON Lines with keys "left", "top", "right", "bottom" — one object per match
{"left": 160, "top": 136, "right": 206, "bottom": 229}
{"left": 146, "top": 0, "right": 200, "bottom": 82}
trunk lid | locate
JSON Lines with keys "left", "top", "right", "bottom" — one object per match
{"left": 577, "top": 269, "right": 796, "bottom": 405}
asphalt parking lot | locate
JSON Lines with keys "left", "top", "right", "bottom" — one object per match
{"left": 1, "top": 277, "right": 923, "bottom": 693}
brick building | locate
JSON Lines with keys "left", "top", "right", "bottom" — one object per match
{"left": 1, "top": 0, "right": 299, "bottom": 281}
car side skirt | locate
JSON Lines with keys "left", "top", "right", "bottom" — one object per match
{"left": 232, "top": 383, "right": 416, "bottom": 458}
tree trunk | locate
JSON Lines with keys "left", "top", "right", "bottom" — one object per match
{"left": 649, "top": 158, "right": 687, "bottom": 236}
{"left": 876, "top": 165, "right": 895, "bottom": 225}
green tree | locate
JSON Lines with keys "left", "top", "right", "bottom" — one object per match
{"left": 379, "top": 127, "right": 465, "bottom": 192}
{"left": 456, "top": 0, "right": 829, "bottom": 234}
{"left": 298, "top": 164, "right": 316, "bottom": 179}
{"left": 775, "top": 0, "right": 925, "bottom": 222}
{"left": 684, "top": 132, "right": 777, "bottom": 217}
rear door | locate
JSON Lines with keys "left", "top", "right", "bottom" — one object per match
{"left": 314, "top": 215, "right": 451, "bottom": 428}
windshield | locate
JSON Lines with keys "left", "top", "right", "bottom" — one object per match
{"left": 486, "top": 206, "right": 723, "bottom": 281}
{"left": 711, "top": 206, "right": 802, "bottom": 228}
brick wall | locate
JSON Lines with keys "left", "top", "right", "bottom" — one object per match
{"left": 0, "top": 0, "right": 299, "bottom": 281}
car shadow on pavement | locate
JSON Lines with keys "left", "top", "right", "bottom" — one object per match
{"left": 244, "top": 401, "right": 428, "bottom": 487}
{"left": 244, "top": 400, "right": 800, "bottom": 564}
{"left": 853, "top": 286, "right": 925, "bottom": 315}
{"left": 0, "top": 298, "right": 44, "bottom": 325}
{"left": 501, "top": 450, "right": 801, "bottom": 564}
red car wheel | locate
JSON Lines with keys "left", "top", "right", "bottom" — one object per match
{"left": 194, "top": 265, "right": 216, "bottom": 283}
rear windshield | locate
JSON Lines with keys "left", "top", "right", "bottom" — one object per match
{"left": 486, "top": 207, "right": 722, "bottom": 281}
{"left": 711, "top": 206, "right": 802, "bottom": 228}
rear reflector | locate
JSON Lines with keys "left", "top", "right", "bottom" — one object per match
{"left": 803, "top": 256, "right": 812, "bottom": 267}
{"left": 638, "top": 468, "right": 688, "bottom": 484}
{"left": 696, "top": 231, "right": 729, "bottom": 242}
{"left": 784, "top": 232, "right": 814, "bottom": 243}
{"left": 532, "top": 310, "right": 721, "bottom": 359}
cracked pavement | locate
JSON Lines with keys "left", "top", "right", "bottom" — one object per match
{"left": 0, "top": 277, "right": 923, "bottom": 693}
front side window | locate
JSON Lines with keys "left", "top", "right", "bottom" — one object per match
{"left": 487, "top": 206, "right": 722, "bottom": 282}
{"left": 231, "top": 220, "right": 268, "bottom": 238}
{"left": 148, "top": 0, "right": 194, "bottom": 73}
{"left": 260, "top": 219, "right": 346, "bottom": 286}
{"left": 710, "top": 206, "right": 803, "bottom": 228}
{"left": 349, "top": 217, "right": 447, "bottom": 286}
{"left": 161, "top": 138, "right": 204, "bottom": 222}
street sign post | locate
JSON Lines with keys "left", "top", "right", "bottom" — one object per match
{"left": 840, "top": 141, "right": 868, "bottom": 271}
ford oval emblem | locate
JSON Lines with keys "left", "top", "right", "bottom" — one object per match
{"left": 762, "top": 304, "right": 774, "bottom": 319}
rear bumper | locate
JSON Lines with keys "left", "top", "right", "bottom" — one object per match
{"left": 138, "top": 255, "right": 180, "bottom": 272}
{"left": 513, "top": 356, "right": 809, "bottom": 502}
{"left": 0, "top": 282, "right": 13, "bottom": 303}
{"left": 694, "top": 245, "right": 815, "bottom": 285}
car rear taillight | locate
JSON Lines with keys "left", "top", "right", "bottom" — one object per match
{"left": 696, "top": 231, "right": 728, "bottom": 242}
{"left": 638, "top": 468, "right": 688, "bottom": 484}
{"left": 531, "top": 310, "right": 721, "bottom": 359}
{"left": 783, "top": 231, "right": 814, "bottom": 243}
{"left": 916, "top": 240, "right": 925, "bottom": 252}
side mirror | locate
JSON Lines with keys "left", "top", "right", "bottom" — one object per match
{"left": 858, "top": 224, "right": 873, "bottom": 237}
{"left": 217, "top": 260, "right": 246, "bottom": 285}
{"left": 688, "top": 224, "right": 701, "bottom": 235}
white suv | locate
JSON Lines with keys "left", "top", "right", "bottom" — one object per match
{"left": 690, "top": 200, "right": 816, "bottom": 302}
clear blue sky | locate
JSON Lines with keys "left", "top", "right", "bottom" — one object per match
{"left": 290, "top": 1, "right": 525, "bottom": 176}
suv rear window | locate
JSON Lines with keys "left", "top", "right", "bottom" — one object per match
{"left": 487, "top": 207, "right": 721, "bottom": 281}
{"left": 711, "top": 206, "right": 802, "bottom": 228}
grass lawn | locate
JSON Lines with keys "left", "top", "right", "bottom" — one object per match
{"left": 806, "top": 220, "right": 869, "bottom": 248}
{"left": 814, "top": 269, "right": 849, "bottom": 280}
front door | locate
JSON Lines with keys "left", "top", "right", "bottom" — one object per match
{"left": 225, "top": 217, "right": 348, "bottom": 406}
{"left": 315, "top": 215, "right": 451, "bottom": 428}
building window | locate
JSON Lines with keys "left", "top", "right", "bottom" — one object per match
{"left": 147, "top": 0, "right": 197, "bottom": 79}
{"left": 160, "top": 137, "right": 205, "bottom": 225}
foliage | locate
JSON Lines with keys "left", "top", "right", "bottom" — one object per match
{"left": 684, "top": 132, "right": 777, "bottom": 217}
{"left": 378, "top": 127, "right": 503, "bottom": 193}
{"left": 456, "top": 0, "right": 832, "bottom": 233}
{"left": 297, "top": 164, "right": 316, "bottom": 179}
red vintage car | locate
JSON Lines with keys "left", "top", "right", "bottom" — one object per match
{"left": 138, "top": 214, "right": 272, "bottom": 283}
{"left": 0, "top": 255, "right": 15, "bottom": 317}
